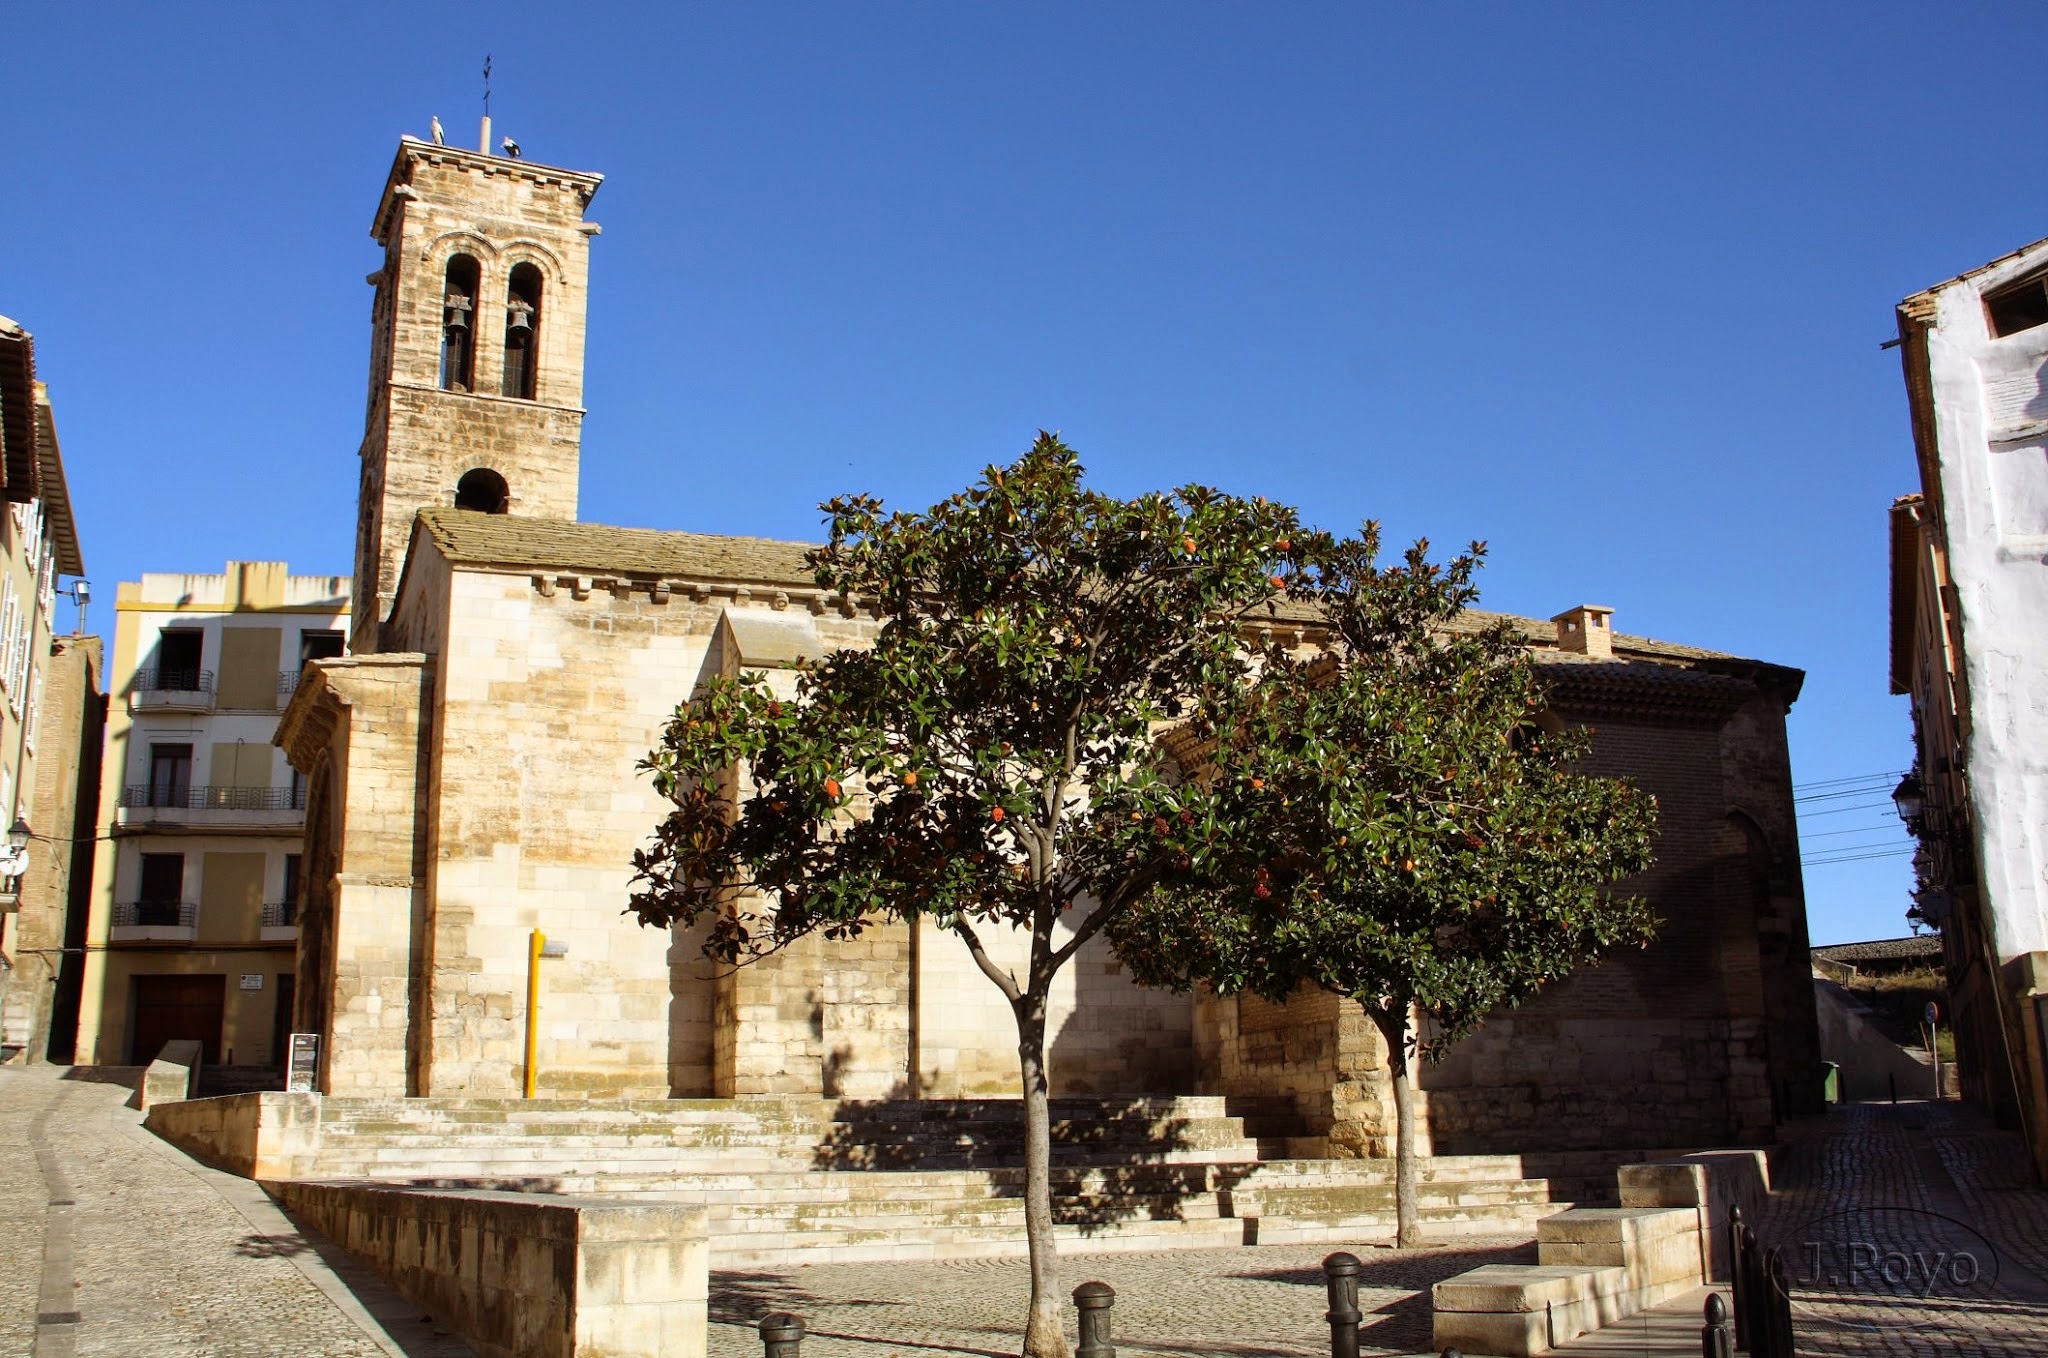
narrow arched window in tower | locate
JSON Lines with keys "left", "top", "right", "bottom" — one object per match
{"left": 454, "top": 467, "right": 510, "bottom": 514}
{"left": 501, "top": 263, "right": 543, "bottom": 400}
{"left": 440, "top": 255, "right": 481, "bottom": 392}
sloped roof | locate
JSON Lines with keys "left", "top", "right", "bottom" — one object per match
{"left": 33, "top": 387, "right": 83, "bottom": 576}
{"left": 410, "top": 508, "right": 1784, "bottom": 674}
{"left": 1899, "top": 231, "right": 2048, "bottom": 323}
{"left": 1812, "top": 935, "right": 1941, "bottom": 966}
{"left": 0, "top": 316, "right": 36, "bottom": 503}
{"left": 416, "top": 507, "right": 816, "bottom": 586}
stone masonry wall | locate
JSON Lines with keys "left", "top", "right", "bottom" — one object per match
{"left": 1406, "top": 709, "right": 1777, "bottom": 1152}
{"left": 357, "top": 145, "right": 595, "bottom": 643}
{"left": 297, "top": 656, "right": 434, "bottom": 1095}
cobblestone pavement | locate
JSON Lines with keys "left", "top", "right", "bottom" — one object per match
{"left": 708, "top": 1237, "right": 1539, "bottom": 1358}
{"left": 711, "top": 1101, "right": 2048, "bottom": 1358}
{"left": 0, "top": 1065, "right": 469, "bottom": 1358}
{"left": 1751, "top": 1099, "right": 2048, "bottom": 1357}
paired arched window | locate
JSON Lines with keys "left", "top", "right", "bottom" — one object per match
{"left": 501, "top": 263, "right": 543, "bottom": 400}
{"left": 440, "top": 256, "right": 481, "bottom": 392}
{"left": 455, "top": 467, "right": 511, "bottom": 514}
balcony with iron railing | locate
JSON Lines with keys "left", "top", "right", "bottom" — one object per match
{"left": 260, "top": 898, "right": 299, "bottom": 940}
{"left": 111, "top": 899, "right": 199, "bottom": 939}
{"left": 117, "top": 783, "right": 307, "bottom": 827}
{"left": 128, "top": 668, "right": 216, "bottom": 714}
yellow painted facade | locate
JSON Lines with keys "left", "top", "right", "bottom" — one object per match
{"left": 74, "top": 563, "right": 346, "bottom": 1067}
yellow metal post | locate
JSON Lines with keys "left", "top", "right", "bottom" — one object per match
{"left": 524, "top": 929, "right": 544, "bottom": 1098}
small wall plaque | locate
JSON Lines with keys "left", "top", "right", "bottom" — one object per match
{"left": 286, "top": 1033, "right": 320, "bottom": 1093}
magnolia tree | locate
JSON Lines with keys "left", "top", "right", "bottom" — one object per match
{"left": 1109, "top": 527, "right": 1661, "bottom": 1247}
{"left": 628, "top": 435, "right": 1301, "bottom": 1358}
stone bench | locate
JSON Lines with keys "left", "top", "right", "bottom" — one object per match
{"left": 137, "top": 1039, "right": 204, "bottom": 1109}
{"left": 1432, "top": 1150, "right": 1769, "bottom": 1356}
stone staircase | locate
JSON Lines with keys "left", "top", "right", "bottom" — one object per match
{"left": 156, "top": 1093, "right": 1628, "bottom": 1265}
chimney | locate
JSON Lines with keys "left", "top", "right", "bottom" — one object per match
{"left": 1551, "top": 604, "right": 1615, "bottom": 659}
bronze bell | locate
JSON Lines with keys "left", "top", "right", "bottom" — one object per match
{"left": 506, "top": 300, "right": 534, "bottom": 332}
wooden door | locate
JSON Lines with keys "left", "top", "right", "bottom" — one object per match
{"left": 130, "top": 974, "right": 224, "bottom": 1065}
{"left": 269, "top": 974, "right": 295, "bottom": 1070}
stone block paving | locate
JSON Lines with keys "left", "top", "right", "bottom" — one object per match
{"left": 709, "top": 1237, "right": 1539, "bottom": 1358}
{"left": 0, "top": 1064, "right": 467, "bottom": 1358}
{"left": 1746, "top": 1099, "right": 2048, "bottom": 1358}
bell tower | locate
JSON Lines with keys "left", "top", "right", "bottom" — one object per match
{"left": 354, "top": 131, "right": 603, "bottom": 649}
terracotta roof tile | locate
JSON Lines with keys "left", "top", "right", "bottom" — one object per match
{"left": 416, "top": 508, "right": 817, "bottom": 586}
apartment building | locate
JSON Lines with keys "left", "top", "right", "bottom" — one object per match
{"left": 0, "top": 316, "right": 95, "bottom": 1061}
{"left": 1893, "top": 236, "right": 2048, "bottom": 1178}
{"left": 75, "top": 562, "right": 345, "bottom": 1069}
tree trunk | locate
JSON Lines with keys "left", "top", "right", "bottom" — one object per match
{"left": 1016, "top": 993, "right": 1071, "bottom": 1358}
{"left": 1371, "top": 1004, "right": 1423, "bottom": 1249}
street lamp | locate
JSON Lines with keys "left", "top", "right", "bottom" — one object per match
{"left": 1892, "top": 772, "right": 1926, "bottom": 826}
{"left": 66, "top": 580, "right": 90, "bottom": 636}
{"left": 0, "top": 818, "right": 31, "bottom": 878}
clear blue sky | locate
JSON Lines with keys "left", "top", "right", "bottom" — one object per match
{"left": 7, "top": 3, "right": 2039, "bottom": 945}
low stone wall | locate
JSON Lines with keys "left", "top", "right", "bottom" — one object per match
{"left": 137, "top": 1039, "right": 204, "bottom": 1109}
{"left": 1432, "top": 1150, "right": 1767, "bottom": 1356}
{"left": 143, "top": 1091, "right": 323, "bottom": 1179}
{"left": 277, "top": 1180, "right": 708, "bottom": 1358}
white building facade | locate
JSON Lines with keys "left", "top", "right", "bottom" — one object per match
{"left": 1895, "top": 238, "right": 2048, "bottom": 1175}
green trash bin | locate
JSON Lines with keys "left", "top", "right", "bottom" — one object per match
{"left": 1822, "top": 1061, "right": 1840, "bottom": 1104}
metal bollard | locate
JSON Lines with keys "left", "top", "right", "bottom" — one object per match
{"left": 1701, "top": 1292, "right": 1732, "bottom": 1358}
{"left": 759, "top": 1312, "right": 805, "bottom": 1358}
{"left": 1441, "top": 1349, "right": 1464, "bottom": 1358}
{"left": 1323, "top": 1251, "right": 1362, "bottom": 1358}
{"left": 1074, "top": 1281, "right": 1115, "bottom": 1358}
{"left": 1726, "top": 1206, "right": 1747, "bottom": 1353}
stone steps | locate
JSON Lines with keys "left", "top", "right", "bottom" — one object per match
{"left": 245, "top": 1094, "right": 1614, "bottom": 1268}
{"left": 291, "top": 1154, "right": 1590, "bottom": 1265}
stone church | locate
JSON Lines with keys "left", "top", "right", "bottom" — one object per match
{"left": 275, "top": 133, "right": 1823, "bottom": 1156}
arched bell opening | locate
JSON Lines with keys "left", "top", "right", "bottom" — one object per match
{"left": 454, "top": 467, "right": 511, "bottom": 514}
{"left": 440, "top": 255, "right": 482, "bottom": 392}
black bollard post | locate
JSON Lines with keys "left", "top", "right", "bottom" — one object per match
{"left": 1074, "top": 1281, "right": 1115, "bottom": 1358}
{"left": 1889, "top": 1072, "right": 1897, "bottom": 1104}
{"left": 759, "top": 1312, "right": 805, "bottom": 1358}
{"left": 1726, "top": 1207, "right": 1747, "bottom": 1353}
{"left": 1323, "top": 1252, "right": 1362, "bottom": 1358}
{"left": 1702, "top": 1292, "right": 1733, "bottom": 1358}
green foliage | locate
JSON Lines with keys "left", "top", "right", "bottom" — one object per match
{"left": 627, "top": 433, "right": 1303, "bottom": 979}
{"left": 1108, "top": 526, "right": 1662, "bottom": 1051}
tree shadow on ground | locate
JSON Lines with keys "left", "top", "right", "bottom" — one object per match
{"left": 813, "top": 1096, "right": 1257, "bottom": 1237}
{"left": 233, "top": 1231, "right": 314, "bottom": 1258}
{"left": 712, "top": 1272, "right": 1017, "bottom": 1358}
{"left": 1227, "top": 1239, "right": 1538, "bottom": 1353}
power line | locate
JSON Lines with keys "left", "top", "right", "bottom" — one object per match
{"left": 1803, "top": 823, "right": 1908, "bottom": 840}
{"left": 1796, "top": 785, "right": 1904, "bottom": 806}
{"left": 1793, "top": 769, "right": 1908, "bottom": 793}
{"left": 1801, "top": 847, "right": 1917, "bottom": 867}
{"left": 1799, "top": 800, "right": 1900, "bottom": 818}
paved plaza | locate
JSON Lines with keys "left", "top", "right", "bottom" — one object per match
{"left": 0, "top": 1066, "right": 468, "bottom": 1358}
{"left": 8, "top": 1064, "right": 2048, "bottom": 1356}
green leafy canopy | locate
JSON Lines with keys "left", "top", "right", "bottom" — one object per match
{"left": 627, "top": 433, "right": 1304, "bottom": 977}
{"left": 1106, "top": 527, "right": 1663, "bottom": 1052}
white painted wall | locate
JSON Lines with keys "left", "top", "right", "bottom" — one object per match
{"left": 1921, "top": 262, "right": 2048, "bottom": 959}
